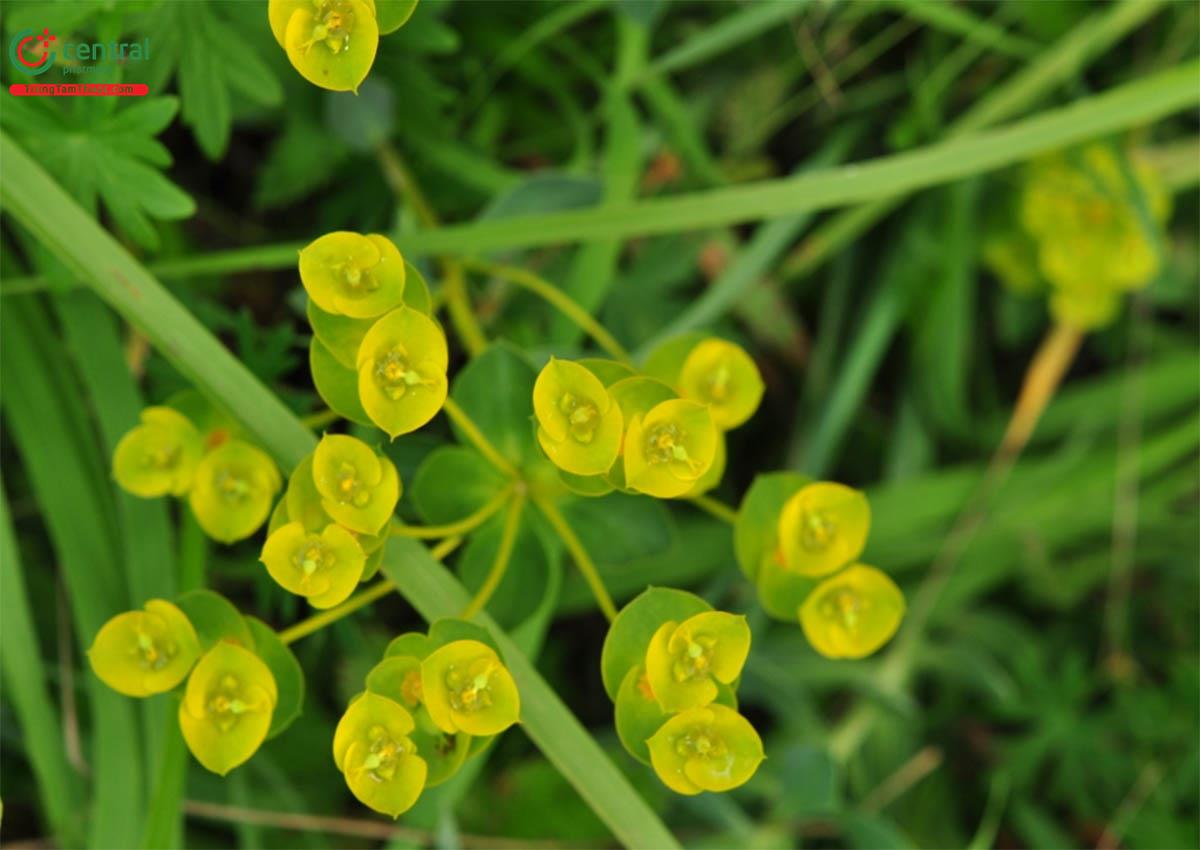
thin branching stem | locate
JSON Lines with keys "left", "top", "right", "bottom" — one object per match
{"left": 391, "top": 487, "right": 512, "bottom": 539}
{"left": 460, "top": 257, "right": 634, "bottom": 365}
{"left": 534, "top": 495, "right": 618, "bottom": 622}
{"left": 688, "top": 494, "right": 738, "bottom": 524}
{"left": 461, "top": 495, "right": 526, "bottom": 619}
{"left": 442, "top": 397, "right": 519, "bottom": 477}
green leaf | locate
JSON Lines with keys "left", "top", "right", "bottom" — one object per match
{"left": 244, "top": 617, "right": 304, "bottom": 739}
{"left": 599, "top": 587, "right": 711, "bottom": 701}
{"left": 0, "top": 97, "right": 193, "bottom": 250}
{"left": 458, "top": 513, "right": 551, "bottom": 629}
{"left": 734, "top": 471, "right": 810, "bottom": 581}
{"left": 309, "top": 337, "right": 373, "bottom": 427}
{"left": 448, "top": 344, "right": 539, "bottom": 466}
{"left": 411, "top": 446, "right": 508, "bottom": 524}
{"left": 175, "top": 589, "right": 254, "bottom": 651}
{"left": 563, "top": 493, "right": 672, "bottom": 566}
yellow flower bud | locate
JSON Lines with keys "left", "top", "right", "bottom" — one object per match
{"left": 179, "top": 642, "right": 278, "bottom": 775}
{"left": 800, "top": 564, "right": 905, "bottom": 659}
{"left": 188, "top": 440, "right": 282, "bottom": 543}
{"left": 298, "top": 232, "right": 406, "bottom": 319}
{"left": 678, "top": 339, "right": 764, "bottom": 430}
{"left": 533, "top": 359, "right": 624, "bottom": 476}
{"left": 623, "top": 399, "right": 718, "bottom": 499}
{"left": 261, "top": 521, "right": 366, "bottom": 609}
{"left": 112, "top": 407, "right": 204, "bottom": 498}
{"left": 333, "top": 691, "right": 428, "bottom": 818}
{"left": 356, "top": 307, "right": 449, "bottom": 438}
{"left": 420, "top": 640, "right": 520, "bottom": 737}
{"left": 777, "top": 482, "right": 869, "bottom": 577}
{"left": 88, "top": 599, "right": 201, "bottom": 697}
{"left": 646, "top": 704, "right": 764, "bottom": 795}
{"left": 644, "top": 611, "right": 750, "bottom": 713}
{"left": 311, "top": 434, "right": 400, "bottom": 535}
{"left": 274, "top": 0, "right": 380, "bottom": 92}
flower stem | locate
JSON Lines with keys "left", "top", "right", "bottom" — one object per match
{"left": 998, "top": 320, "right": 1083, "bottom": 459}
{"left": 391, "top": 487, "right": 512, "bottom": 539}
{"left": 460, "top": 257, "right": 633, "bottom": 365}
{"left": 442, "top": 397, "right": 519, "bottom": 477}
{"left": 688, "top": 494, "right": 738, "bottom": 524}
{"left": 278, "top": 536, "right": 463, "bottom": 645}
{"left": 376, "top": 143, "right": 488, "bottom": 357}
{"left": 461, "top": 495, "right": 525, "bottom": 618}
{"left": 533, "top": 495, "right": 618, "bottom": 622}
{"left": 299, "top": 408, "right": 340, "bottom": 430}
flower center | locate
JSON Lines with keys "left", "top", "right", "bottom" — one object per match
{"left": 645, "top": 422, "right": 693, "bottom": 467}
{"left": 334, "top": 462, "right": 372, "bottom": 508}
{"left": 361, "top": 724, "right": 408, "bottom": 782}
{"left": 445, "top": 660, "right": 495, "bottom": 714}
{"left": 216, "top": 468, "right": 251, "bottom": 504}
{"left": 557, "top": 392, "right": 599, "bottom": 444}
{"left": 704, "top": 364, "right": 732, "bottom": 403}
{"left": 143, "top": 443, "right": 180, "bottom": 470}
{"left": 134, "top": 625, "right": 177, "bottom": 671}
{"left": 374, "top": 349, "right": 425, "bottom": 401}
{"left": 207, "top": 674, "right": 253, "bottom": 732}
{"left": 674, "top": 726, "right": 729, "bottom": 762}
{"left": 306, "top": 0, "right": 356, "bottom": 54}
{"left": 400, "top": 669, "right": 423, "bottom": 707}
{"left": 800, "top": 510, "right": 836, "bottom": 552}
{"left": 819, "top": 589, "right": 863, "bottom": 632}
{"left": 672, "top": 635, "right": 716, "bottom": 683}
{"left": 293, "top": 538, "right": 332, "bottom": 585}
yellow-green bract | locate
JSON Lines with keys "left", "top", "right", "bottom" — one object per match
{"left": 644, "top": 611, "right": 750, "bottom": 713}
{"left": 624, "top": 399, "right": 718, "bottom": 498}
{"left": 800, "top": 564, "right": 906, "bottom": 660}
{"left": 179, "top": 642, "right": 278, "bottom": 775}
{"left": 356, "top": 306, "right": 450, "bottom": 438}
{"left": 646, "top": 704, "right": 764, "bottom": 795}
{"left": 420, "top": 639, "right": 521, "bottom": 737}
{"left": 112, "top": 406, "right": 203, "bottom": 497}
{"left": 271, "top": 0, "right": 379, "bottom": 93}
{"left": 333, "top": 691, "right": 428, "bottom": 818}
{"left": 311, "top": 433, "right": 401, "bottom": 534}
{"left": 188, "top": 439, "right": 282, "bottom": 543}
{"left": 88, "top": 599, "right": 201, "bottom": 697}
{"left": 534, "top": 358, "right": 624, "bottom": 476}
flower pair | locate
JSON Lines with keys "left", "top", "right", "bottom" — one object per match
{"left": 736, "top": 475, "right": 905, "bottom": 659}
{"left": 985, "top": 144, "right": 1171, "bottom": 329}
{"left": 533, "top": 359, "right": 720, "bottom": 499}
{"left": 269, "top": 0, "right": 418, "bottom": 92}
{"left": 301, "top": 232, "right": 449, "bottom": 439}
{"left": 114, "top": 403, "right": 281, "bottom": 543}
{"left": 602, "top": 589, "right": 763, "bottom": 796}
{"left": 88, "top": 598, "right": 285, "bottom": 775}
{"left": 261, "top": 434, "right": 399, "bottom": 608}
{"left": 334, "top": 623, "right": 520, "bottom": 817}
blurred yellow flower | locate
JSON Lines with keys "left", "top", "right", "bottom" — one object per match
{"left": 179, "top": 642, "right": 277, "bottom": 775}
{"left": 88, "top": 599, "right": 200, "bottom": 697}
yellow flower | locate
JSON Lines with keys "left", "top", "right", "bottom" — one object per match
{"left": 188, "top": 440, "right": 282, "bottom": 543}
{"left": 644, "top": 611, "right": 750, "bottom": 713}
{"left": 420, "top": 640, "right": 520, "bottom": 736}
{"left": 298, "top": 231, "right": 406, "bottom": 319}
{"left": 88, "top": 599, "right": 201, "bottom": 697}
{"left": 179, "top": 642, "right": 278, "bottom": 775}
{"left": 311, "top": 434, "right": 400, "bottom": 535}
{"left": 261, "top": 521, "right": 366, "bottom": 608}
{"left": 777, "top": 482, "right": 869, "bottom": 577}
{"left": 533, "top": 358, "right": 624, "bottom": 476}
{"left": 357, "top": 307, "right": 449, "bottom": 438}
{"left": 272, "top": 0, "right": 380, "bottom": 92}
{"left": 800, "top": 564, "right": 905, "bottom": 659}
{"left": 678, "top": 339, "right": 764, "bottom": 430}
{"left": 623, "top": 399, "right": 718, "bottom": 499}
{"left": 646, "top": 704, "right": 764, "bottom": 795}
{"left": 112, "top": 407, "right": 203, "bottom": 498}
{"left": 333, "top": 691, "right": 428, "bottom": 818}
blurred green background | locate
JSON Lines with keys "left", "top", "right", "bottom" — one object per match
{"left": 1, "top": 1, "right": 1197, "bottom": 848}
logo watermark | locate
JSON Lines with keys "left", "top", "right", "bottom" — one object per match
{"left": 8, "top": 27, "right": 151, "bottom": 93}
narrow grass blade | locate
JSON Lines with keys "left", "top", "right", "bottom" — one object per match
{"left": 0, "top": 485, "right": 86, "bottom": 847}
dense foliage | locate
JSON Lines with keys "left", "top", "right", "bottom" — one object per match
{"left": 2, "top": 1, "right": 1197, "bottom": 848}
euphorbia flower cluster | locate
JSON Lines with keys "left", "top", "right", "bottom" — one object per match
{"left": 334, "top": 621, "right": 520, "bottom": 817}
{"left": 301, "top": 231, "right": 449, "bottom": 438}
{"left": 114, "top": 402, "right": 281, "bottom": 543}
{"left": 601, "top": 589, "right": 763, "bottom": 795}
{"left": 261, "top": 433, "right": 399, "bottom": 608}
{"left": 269, "top": 0, "right": 419, "bottom": 92}
{"left": 532, "top": 335, "right": 763, "bottom": 499}
{"left": 736, "top": 475, "right": 905, "bottom": 659}
{"left": 89, "top": 593, "right": 299, "bottom": 775}
{"left": 984, "top": 143, "right": 1172, "bottom": 329}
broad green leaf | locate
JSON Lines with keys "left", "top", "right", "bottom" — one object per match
{"left": 309, "top": 337, "right": 373, "bottom": 427}
{"left": 734, "top": 471, "right": 810, "bottom": 581}
{"left": 411, "top": 446, "right": 508, "bottom": 524}
{"left": 244, "top": 617, "right": 305, "bottom": 739}
{"left": 458, "top": 513, "right": 551, "bottom": 629}
{"left": 600, "top": 587, "right": 712, "bottom": 702}
{"left": 175, "top": 589, "right": 254, "bottom": 651}
{"left": 448, "top": 343, "right": 539, "bottom": 466}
